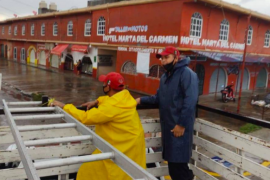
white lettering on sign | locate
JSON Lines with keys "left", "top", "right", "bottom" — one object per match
{"left": 117, "top": 47, "right": 163, "bottom": 54}
{"left": 109, "top": 25, "right": 148, "bottom": 34}
{"left": 103, "top": 35, "right": 178, "bottom": 44}
{"left": 180, "top": 36, "right": 245, "bottom": 50}
{"left": 37, "top": 44, "right": 46, "bottom": 50}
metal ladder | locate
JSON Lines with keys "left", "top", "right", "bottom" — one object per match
{"left": 1, "top": 99, "right": 158, "bottom": 180}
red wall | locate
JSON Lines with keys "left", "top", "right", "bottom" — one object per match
{"left": 91, "top": 0, "right": 183, "bottom": 47}
{"left": 180, "top": 1, "right": 270, "bottom": 54}
{"left": 116, "top": 50, "right": 161, "bottom": 94}
{"left": 0, "top": 14, "right": 93, "bottom": 43}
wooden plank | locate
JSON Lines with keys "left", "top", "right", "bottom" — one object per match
{"left": 0, "top": 164, "right": 80, "bottom": 179}
{"left": 141, "top": 119, "right": 160, "bottom": 124}
{"left": 0, "top": 143, "right": 95, "bottom": 163}
{"left": 0, "top": 126, "right": 10, "bottom": 138}
{"left": 196, "top": 118, "right": 270, "bottom": 148}
{"left": 145, "top": 137, "right": 162, "bottom": 148}
{"left": 192, "top": 151, "right": 249, "bottom": 180}
{"left": 194, "top": 136, "right": 270, "bottom": 180}
{"left": 147, "top": 166, "right": 169, "bottom": 177}
{"left": 142, "top": 123, "right": 161, "bottom": 133}
{"left": 0, "top": 128, "right": 81, "bottom": 144}
{"left": 189, "top": 164, "right": 218, "bottom": 180}
{"left": 146, "top": 152, "right": 163, "bottom": 163}
{"left": 194, "top": 119, "right": 270, "bottom": 162}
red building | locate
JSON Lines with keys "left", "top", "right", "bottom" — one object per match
{"left": 0, "top": 0, "right": 270, "bottom": 95}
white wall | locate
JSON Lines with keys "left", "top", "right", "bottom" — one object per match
{"left": 89, "top": 47, "right": 98, "bottom": 68}
{"left": 61, "top": 49, "right": 68, "bottom": 63}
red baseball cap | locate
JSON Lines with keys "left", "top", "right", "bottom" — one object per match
{"left": 156, "top": 46, "right": 180, "bottom": 59}
{"left": 98, "top": 72, "right": 125, "bottom": 90}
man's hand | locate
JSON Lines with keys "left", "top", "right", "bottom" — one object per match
{"left": 81, "top": 100, "right": 98, "bottom": 110}
{"left": 171, "top": 125, "right": 185, "bottom": 137}
{"left": 50, "top": 100, "right": 65, "bottom": 109}
{"left": 136, "top": 98, "right": 141, "bottom": 105}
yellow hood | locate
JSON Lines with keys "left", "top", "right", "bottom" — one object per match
{"left": 97, "top": 89, "right": 137, "bottom": 109}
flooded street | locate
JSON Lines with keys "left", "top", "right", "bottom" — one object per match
{"left": 0, "top": 59, "right": 267, "bottom": 128}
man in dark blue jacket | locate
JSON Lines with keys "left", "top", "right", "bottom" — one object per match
{"left": 136, "top": 46, "right": 198, "bottom": 180}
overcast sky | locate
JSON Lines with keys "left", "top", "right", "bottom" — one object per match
{"left": 0, "top": 0, "right": 269, "bottom": 21}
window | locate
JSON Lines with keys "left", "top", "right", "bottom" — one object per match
{"left": 2, "top": 26, "right": 4, "bottom": 34}
{"left": 67, "top": 21, "right": 73, "bottom": 36}
{"left": 22, "top": 25, "right": 25, "bottom": 35}
{"left": 247, "top": 25, "right": 253, "bottom": 45}
{"left": 148, "top": 65, "right": 166, "bottom": 78}
{"left": 41, "top": 23, "right": 45, "bottom": 36}
{"left": 14, "top": 26, "right": 17, "bottom": 35}
{"left": 8, "top": 26, "right": 11, "bottom": 35}
{"left": 14, "top": 47, "right": 17, "bottom": 59}
{"left": 97, "top": 16, "right": 106, "bottom": 35}
{"left": 190, "top": 12, "right": 203, "bottom": 38}
{"left": 84, "top": 19, "right": 91, "bottom": 36}
{"left": 219, "top": 19, "right": 229, "bottom": 41}
{"left": 121, "top": 61, "right": 136, "bottom": 74}
{"left": 31, "top": 24, "right": 35, "bottom": 36}
{"left": 264, "top": 30, "right": 270, "bottom": 47}
{"left": 21, "top": 48, "right": 25, "bottom": 61}
{"left": 53, "top": 22, "right": 58, "bottom": 36}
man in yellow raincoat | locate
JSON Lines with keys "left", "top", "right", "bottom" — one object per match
{"left": 52, "top": 72, "right": 146, "bottom": 180}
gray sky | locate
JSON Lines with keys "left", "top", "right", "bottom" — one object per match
{"left": 0, "top": 0, "right": 269, "bottom": 21}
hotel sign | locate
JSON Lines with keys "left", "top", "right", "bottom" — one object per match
{"left": 180, "top": 36, "right": 245, "bottom": 51}
{"left": 103, "top": 35, "right": 178, "bottom": 44}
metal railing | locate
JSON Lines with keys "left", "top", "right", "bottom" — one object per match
{"left": 1, "top": 100, "right": 270, "bottom": 180}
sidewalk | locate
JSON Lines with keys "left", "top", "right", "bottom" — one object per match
{"left": 199, "top": 90, "right": 270, "bottom": 121}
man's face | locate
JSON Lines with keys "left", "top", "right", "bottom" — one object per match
{"left": 160, "top": 54, "right": 175, "bottom": 65}
{"left": 103, "top": 82, "right": 110, "bottom": 94}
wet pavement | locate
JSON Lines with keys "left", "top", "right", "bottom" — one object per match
{"left": 199, "top": 91, "right": 270, "bottom": 121}
{"left": 0, "top": 59, "right": 268, "bottom": 130}
{"left": 0, "top": 60, "right": 144, "bottom": 104}
{"left": 0, "top": 60, "right": 109, "bottom": 105}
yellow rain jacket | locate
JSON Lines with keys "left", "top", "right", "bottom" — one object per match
{"left": 63, "top": 89, "right": 146, "bottom": 180}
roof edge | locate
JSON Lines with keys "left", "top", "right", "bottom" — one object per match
{"left": 0, "top": 0, "right": 171, "bottom": 23}
{"left": 198, "top": 0, "right": 270, "bottom": 21}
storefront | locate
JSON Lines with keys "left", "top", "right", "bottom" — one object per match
{"left": 50, "top": 44, "right": 69, "bottom": 69}
{"left": 37, "top": 43, "right": 53, "bottom": 66}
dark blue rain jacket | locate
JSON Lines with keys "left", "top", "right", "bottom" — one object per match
{"left": 141, "top": 58, "right": 199, "bottom": 163}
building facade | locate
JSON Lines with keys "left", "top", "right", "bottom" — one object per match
{"left": 0, "top": 0, "right": 270, "bottom": 95}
